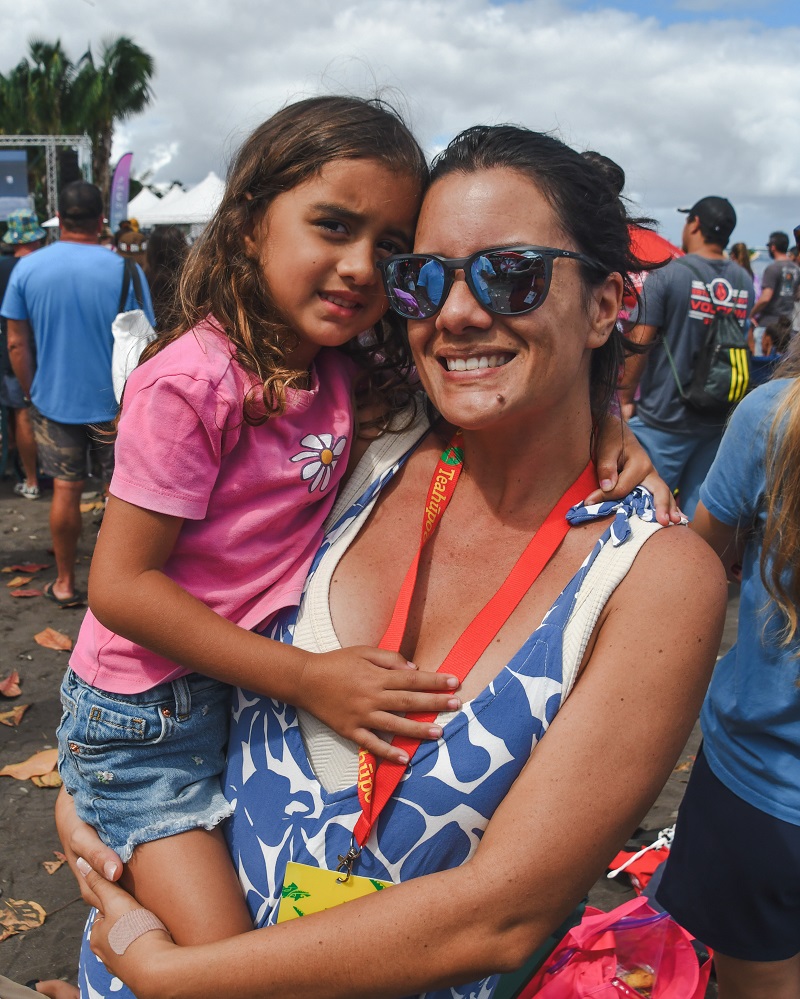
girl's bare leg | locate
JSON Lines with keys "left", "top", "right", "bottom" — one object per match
{"left": 31, "top": 982, "right": 79, "bottom": 999}
{"left": 122, "top": 827, "right": 253, "bottom": 945}
{"left": 714, "top": 951, "right": 800, "bottom": 999}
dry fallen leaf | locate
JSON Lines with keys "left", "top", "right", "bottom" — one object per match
{"left": 673, "top": 759, "right": 694, "bottom": 774}
{"left": 42, "top": 851, "right": 67, "bottom": 875}
{"left": 0, "top": 704, "right": 29, "bottom": 727}
{"left": 0, "top": 897, "right": 47, "bottom": 941}
{"left": 6, "top": 575, "right": 33, "bottom": 589}
{"left": 80, "top": 500, "right": 105, "bottom": 513}
{"left": 2, "top": 562, "right": 51, "bottom": 573}
{"left": 31, "top": 771, "right": 62, "bottom": 789}
{"left": 0, "top": 671, "right": 21, "bottom": 697}
{"left": 34, "top": 627, "right": 73, "bottom": 651}
{"left": 11, "top": 588, "right": 43, "bottom": 598}
{"left": 0, "top": 747, "right": 59, "bottom": 781}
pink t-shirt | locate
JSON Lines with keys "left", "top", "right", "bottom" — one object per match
{"left": 70, "top": 321, "right": 354, "bottom": 693}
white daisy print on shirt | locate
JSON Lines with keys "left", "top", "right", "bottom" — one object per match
{"left": 291, "top": 433, "right": 347, "bottom": 493}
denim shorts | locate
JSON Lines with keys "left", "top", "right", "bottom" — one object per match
{"left": 57, "top": 669, "right": 234, "bottom": 862}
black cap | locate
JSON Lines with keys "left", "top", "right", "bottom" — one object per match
{"left": 678, "top": 196, "right": 736, "bottom": 244}
{"left": 58, "top": 181, "right": 103, "bottom": 220}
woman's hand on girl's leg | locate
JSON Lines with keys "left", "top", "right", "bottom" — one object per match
{"left": 55, "top": 787, "right": 123, "bottom": 908}
{"left": 79, "top": 862, "right": 175, "bottom": 999}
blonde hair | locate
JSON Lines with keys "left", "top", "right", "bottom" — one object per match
{"left": 140, "top": 96, "right": 428, "bottom": 428}
{"left": 761, "top": 340, "right": 800, "bottom": 645}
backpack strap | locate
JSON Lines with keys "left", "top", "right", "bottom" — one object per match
{"left": 118, "top": 256, "right": 145, "bottom": 313}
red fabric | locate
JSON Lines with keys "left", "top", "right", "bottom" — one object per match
{"left": 520, "top": 897, "right": 712, "bottom": 999}
{"left": 623, "top": 227, "right": 684, "bottom": 314}
{"left": 629, "top": 227, "right": 683, "bottom": 267}
{"left": 608, "top": 846, "right": 671, "bottom": 894}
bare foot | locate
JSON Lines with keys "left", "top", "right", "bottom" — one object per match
{"left": 30, "top": 981, "right": 80, "bottom": 999}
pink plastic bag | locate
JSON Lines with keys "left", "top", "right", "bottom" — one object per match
{"left": 520, "top": 897, "right": 711, "bottom": 999}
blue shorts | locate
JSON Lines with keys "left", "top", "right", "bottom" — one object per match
{"left": 0, "top": 373, "right": 27, "bottom": 409}
{"left": 656, "top": 746, "right": 800, "bottom": 962}
{"left": 57, "top": 669, "right": 234, "bottom": 863}
{"left": 627, "top": 416, "right": 722, "bottom": 520}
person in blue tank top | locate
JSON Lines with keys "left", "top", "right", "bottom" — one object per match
{"left": 657, "top": 347, "right": 800, "bottom": 999}
{"left": 54, "top": 124, "right": 726, "bottom": 999}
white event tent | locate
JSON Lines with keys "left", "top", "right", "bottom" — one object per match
{"left": 41, "top": 174, "right": 224, "bottom": 231}
{"left": 134, "top": 173, "right": 224, "bottom": 228}
{"left": 126, "top": 187, "right": 161, "bottom": 218}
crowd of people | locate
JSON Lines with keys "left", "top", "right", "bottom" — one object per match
{"left": 0, "top": 95, "right": 798, "bottom": 999}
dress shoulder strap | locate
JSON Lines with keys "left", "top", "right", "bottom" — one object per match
{"left": 560, "top": 516, "right": 664, "bottom": 703}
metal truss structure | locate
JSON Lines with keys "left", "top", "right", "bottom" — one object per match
{"left": 0, "top": 134, "right": 93, "bottom": 218}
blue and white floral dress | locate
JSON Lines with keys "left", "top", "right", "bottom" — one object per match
{"left": 77, "top": 406, "right": 662, "bottom": 999}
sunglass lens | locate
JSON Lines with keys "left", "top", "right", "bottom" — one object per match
{"left": 473, "top": 250, "right": 547, "bottom": 314}
{"left": 384, "top": 257, "right": 444, "bottom": 319}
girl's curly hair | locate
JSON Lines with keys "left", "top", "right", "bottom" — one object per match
{"left": 139, "top": 95, "right": 429, "bottom": 429}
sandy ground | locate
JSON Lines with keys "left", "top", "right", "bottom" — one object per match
{"left": 0, "top": 472, "right": 738, "bottom": 994}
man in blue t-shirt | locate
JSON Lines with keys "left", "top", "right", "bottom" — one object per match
{"left": 618, "top": 196, "right": 754, "bottom": 519}
{"left": 1, "top": 181, "right": 154, "bottom": 607}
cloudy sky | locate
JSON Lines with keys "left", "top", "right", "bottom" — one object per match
{"left": 3, "top": 0, "right": 799, "bottom": 245}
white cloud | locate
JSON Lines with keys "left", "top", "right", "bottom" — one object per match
{"left": 1, "top": 0, "right": 798, "bottom": 243}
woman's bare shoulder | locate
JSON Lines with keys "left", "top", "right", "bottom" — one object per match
{"left": 603, "top": 522, "right": 728, "bottom": 651}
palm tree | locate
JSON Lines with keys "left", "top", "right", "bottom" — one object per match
{"left": 0, "top": 36, "right": 155, "bottom": 212}
{"left": 73, "top": 37, "right": 155, "bottom": 208}
{"left": 0, "top": 39, "right": 76, "bottom": 134}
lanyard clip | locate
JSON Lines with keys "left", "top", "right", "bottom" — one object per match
{"left": 335, "top": 838, "right": 362, "bottom": 883}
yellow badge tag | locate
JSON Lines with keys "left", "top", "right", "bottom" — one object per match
{"left": 277, "top": 861, "right": 393, "bottom": 922}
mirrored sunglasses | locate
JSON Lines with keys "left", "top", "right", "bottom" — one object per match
{"left": 378, "top": 245, "right": 606, "bottom": 320}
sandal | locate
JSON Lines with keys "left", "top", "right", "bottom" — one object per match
{"left": 42, "top": 582, "right": 86, "bottom": 609}
{"left": 14, "top": 482, "right": 40, "bottom": 500}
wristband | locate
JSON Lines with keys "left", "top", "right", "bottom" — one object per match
{"left": 107, "top": 908, "right": 169, "bottom": 955}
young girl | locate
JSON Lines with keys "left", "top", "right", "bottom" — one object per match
{"left": 57, "top": 95, "right": 462, "bottom": 946}
{"left": 657, "top": 341, "right": 800, "bottom": 998}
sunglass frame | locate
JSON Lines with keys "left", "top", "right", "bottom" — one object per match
{"left": 379, "top": 244, "right": 606, "bottom": 320}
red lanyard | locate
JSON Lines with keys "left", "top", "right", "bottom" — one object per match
{"left": 338, "top": 433, "right": 597, "bottom": 879}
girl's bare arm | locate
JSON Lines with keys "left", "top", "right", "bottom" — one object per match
{"left": 87, "top": 497, "right": 459, "bottom": 762}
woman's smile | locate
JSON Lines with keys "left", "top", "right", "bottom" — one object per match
{"left": 437, "top": 351, "right": 515, "bottom": 372}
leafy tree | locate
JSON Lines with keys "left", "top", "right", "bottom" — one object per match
{"left": 0, "top": 36, "right": 155, "bottom": 212}
{"left": 72, "top": 37, "right": 155, "bottom": 207}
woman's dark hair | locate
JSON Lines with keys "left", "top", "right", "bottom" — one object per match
{"left": 429, "top": 125, "right": 656, "bottom": 422}
{"left": 145, "top": 225, "right": 189, "bottom": 328}
{"left": 140, "top": 95, "right": 428, "bottom": 428}
{"left": 581, "top": 150, "right": 626, "bottom": 199}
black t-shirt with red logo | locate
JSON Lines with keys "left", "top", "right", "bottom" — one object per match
{"left": 637, "top": 254, "right": 755, "bottom": 432}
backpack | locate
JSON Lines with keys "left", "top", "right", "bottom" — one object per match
{"left": 662, "top": 258, "right": 751, "bottom": 415}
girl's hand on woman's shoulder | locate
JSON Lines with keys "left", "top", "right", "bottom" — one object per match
{"left": 586, "top": 413, "right": 681, "bottom": 526}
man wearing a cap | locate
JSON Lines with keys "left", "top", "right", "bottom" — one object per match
{"left": 0, "top": 208, "right": 45, "bottom": 500}
{"left": 619, "top": 196, "right": 754, "bottom": 519}
{"left": 749, "top": 231, "right": 799, "bottom": 352}
{"left": 1, "top": 181, "right": 154, "bottom": 608}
